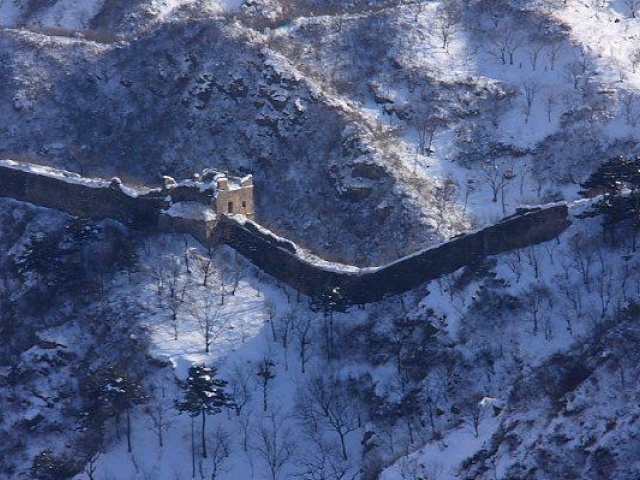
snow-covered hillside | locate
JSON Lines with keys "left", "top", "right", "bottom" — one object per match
{"left": 0, "top": 0, "right": 243, "bottom": 31}
{"left": 4, "top": 186, "right": 638, "bottom": 480}
{"left": 4, "top": 0, "right": 640, "bottom": 479}
{"left": 3, "top": 0, "right": 640, "bottom": 263}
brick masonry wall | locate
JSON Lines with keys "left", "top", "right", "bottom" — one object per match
{"left": 214, "top": 205, "right": 570, "bottom": 305}
{"left": 0, "top": 163, "right": 571, "bottom": 306}
{"left": 0, "top": 164, "right": 165, "bottom": 228}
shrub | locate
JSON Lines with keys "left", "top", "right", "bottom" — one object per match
{"left": 29, "top": 449, "right": 77, "bottom": 480}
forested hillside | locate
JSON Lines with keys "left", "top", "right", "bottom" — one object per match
{"left": 2, "top": 0, "right": 640, "bottom": 479}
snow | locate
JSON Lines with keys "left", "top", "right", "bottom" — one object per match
{"left": 0, "top": 159, "right": 154, "bottom": 196}
{"left": 235, "top": 217, "right": 362, "bottom": 273}
{"left": 381, "top": 412, "right": 501, "bottom": 480}
{"left": 332, "top": 0, "right": 640, "bottom": 234}
{"left": 24, "top": 408, "right": 42, "bottom": 422}
{"left": 59, "top": 229, "right": 382, "bottom": 480}
{"left": 0, "top": 0, "right": 244, "bottom": 31}
{"left": 5, "top": 0, "right": 640, "bottom": 478}
{"left": 37, "top": 0, "right": 106, "bottom": 31}
{"left": 0, "top": 0, "right": 22, "bottom": 27}
{"left": 163, "top": 201, "right": 217, "bottom": 221}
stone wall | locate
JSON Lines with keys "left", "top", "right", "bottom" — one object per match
{"left": 0, "top": 161, "right": 571, "bottom": 307}
{"left": 158, "top": 214, "right": 217, "bottom": 245}
{"left": 214, "top": 204, "right": 571, "bottom": 305}
{"left": 215, "top": 184, "right": 254, "bottom": 219}
{"left": 0, "top": 163, "right": 165, "bottom": 228}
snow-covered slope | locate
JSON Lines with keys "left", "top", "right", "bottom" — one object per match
{"left": 4, "top": 0, "right": 640, "bottom": 479}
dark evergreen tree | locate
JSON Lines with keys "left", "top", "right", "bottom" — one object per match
{"left": 580, "top": 155, "right": 640, "bottom": 195}
{"left": 16, "top": 232, "right": 62, "bottom": 289}
{"left": 16, "top": 227, "right": 85, "bottom": 292}
{"left": 29, "top": 449, "right": 77, "bottom": 480}
{"left": 310, "top": 286, "right": 347, "bottom": 360}
{"left": 581, "top": 156, "right": 640, "bottom": 250}
{"left": 83, "top": 366, "right": 148, "bottom": 453}
{"left": 175, "top": 364, "right": 232, "bottom": 473}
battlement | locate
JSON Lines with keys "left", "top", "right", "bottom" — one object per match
{"left": 160, "top": 169, "right": 254, "bottom": 220}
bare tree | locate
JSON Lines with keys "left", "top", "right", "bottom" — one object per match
{"left": 463, "top": 177, "right": 477, "bottom": 215}
{"left": 522, "top": 79, "right": 539, "bottom": 123}
{"left": 558, "top": 282, "right": 583, "bottom": 333}
{"left": 505, "top": 251, "right": 524, "bottom": 283}
{"left": 466, "top": 400, "right": 484, "bottom": 438}
{"left": 527, "top": 43, "right": 545, "bottom": 71}
{"left": 236, "top": 407, "right": 253, "bottom": 453}
{"left": 192, "top": 296, "right": 229, "bottom": 354}
{"left": 524, "top": 284, "right": 551, "bottom": 336}
{"left": 294, "top": 432, "right": 353, "bottom": 480}
{"left": 414, "top": 114, "right": 445, "bottom": 156}
{"left": 296, "top": 374, "right": 362, "bottom": 461}
{"left": 84, "top": 453, "right": 100, "bottom": 480}
{"left": 150, "top": 260, "right": 168, "bottom": 296}
{"left": 254, "top": 408, "right": 296, "bottom": 480}
{"left": 422, "top": 368, "right": 449, "bottom": 435}
{"left": 228, "top": 251, "right": 247, "bottom": 296}
{"left": 158, "top": 255, "right": 191, "bottom": 340}
{"left": 524, "top": 245, "right": 542, "bottom": 279}
{"left": 568, "top": 234, "right": 595, "bottom": 290}
{"left": 547, "top": 39, "right": 564, "bottom": 71}
{"left": 208, "top": 427, "right": 231, "bottom": 480}
{"left": 625, "top": 0, "right": 640, "bottom": 17}
{"left": 256, "top": 356, "right": 276, "bottom": 412}
{"left": 482, "top": 162, "right": 513, "bottom": 203}
{"left": 595, "top": 249, "right": 614, "bottom": 318}
{"left": 518, "top": 162, "right": 529, "bottom": 197}
{"left": 190, "top": 248, "right": 216, "bottom": 287}
{"left": 265, "top": 299, "right": 278, "bottom": 342}
{"left": 145, "top": 400, "right": 176, "bottom": 448}
{"left": 228, "top": 363, "right": 253, "bottom": 417}
{"left": 545, "top": 92, "right": 557, "bottom": 123}
{"left": 433, "top": 2, "right": 462, "bottom": 52}
{"left": 483, "top": 1, "right": 504, "bottom": 30}
{"left": 274, "top": 308, "right": 296, "bottom": 371}
{"left": 489, "top": 27, "right": 523, "bottom": 66}
{"left": 292, "top": 313, "right": 314, "bottom": 374}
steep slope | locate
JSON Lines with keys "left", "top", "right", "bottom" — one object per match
{"left": 0, "top": 199, "right": 153, "bottom": 478}
{"left": 0, "top": 17, "right": 441, "bottom": 265}
{"left": 458, "top": 304, "right": 640, "bottom": 479}
{"left": 4, "top": 0, "right": 640, "bottom": 478}
{"left": 5, "top": 0, "right": 640, "bottom": 263}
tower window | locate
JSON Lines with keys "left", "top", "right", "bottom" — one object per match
{"left": 227, "top": 202, "right": 234, "bottom": 213}
{"left": 242, "top": 201, "right": 247, "bottom": 209}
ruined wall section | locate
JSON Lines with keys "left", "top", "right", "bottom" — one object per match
{"left": 158, "top": 215, "right": 217, "bottom": 245}
{"left": 353, "top": 205, "right": 570, "bottom": 303}
{"left": 0, "top": 163, "right": 165, "bottom": 228}
{"left": 0, "top": 161, "right": 571, "bottom": 306}
{"left": 216, "top": 205, "right": 571, "bottom": 305}
{"left": 215, "top": 215, "right": 343, "bottom": 297}
{"left": 215, "top": 185, "right": 254, "bottom": 219}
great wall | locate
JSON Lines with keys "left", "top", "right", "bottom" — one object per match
{"left": 0, "top": 160, "right": 571, "bottom": 306}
